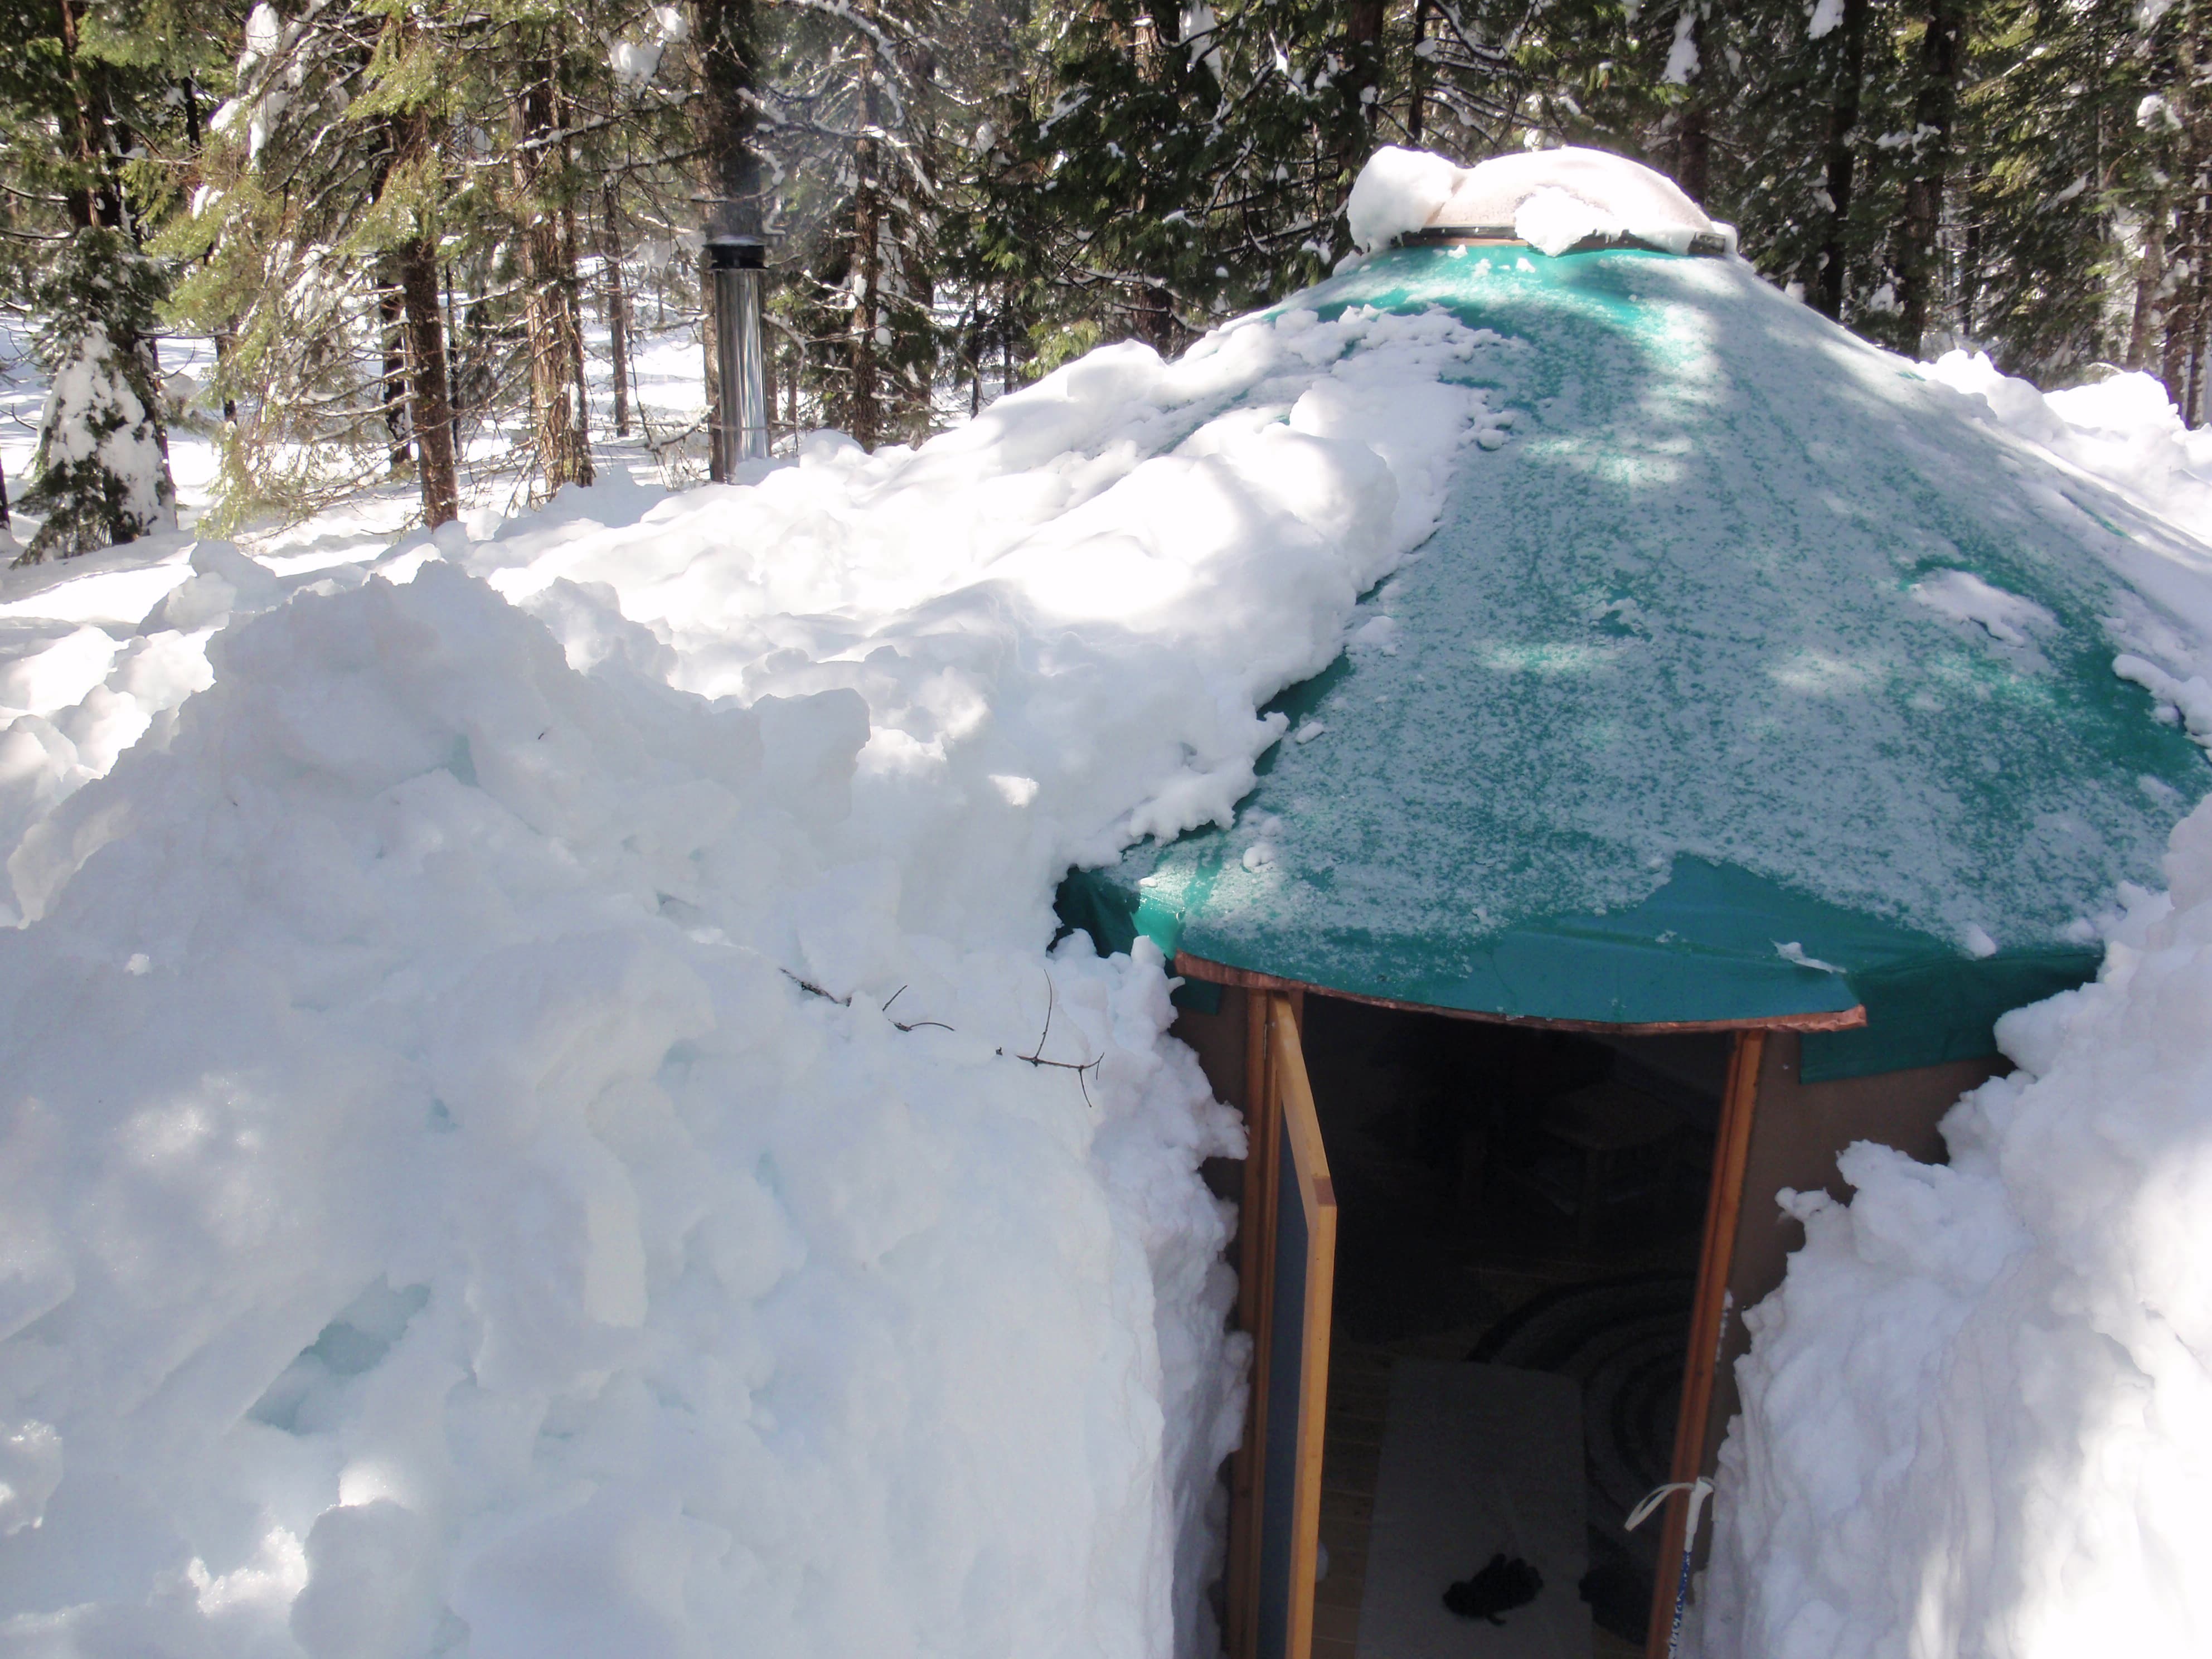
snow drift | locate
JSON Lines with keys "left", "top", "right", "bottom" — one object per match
{"left": 0, "top": 302, "right": 1488, "bottom": 1657}
{"left": 1694, "top": 363, "right": 2212, "bottom": 1655}
{"left": 1696, "top": 796, "right": 2212, "bottom": 1659}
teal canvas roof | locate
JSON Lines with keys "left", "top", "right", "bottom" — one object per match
{"left": 1062, "top": 242, "right": 2210, "bottom": 1080}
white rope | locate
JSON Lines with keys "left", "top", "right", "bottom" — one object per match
{"left": 1628, "top": 1476, "right": 1715, "bottom": 1659}
{"left": 1626, "top": 1475, "right": 1713, "bottom": 1535}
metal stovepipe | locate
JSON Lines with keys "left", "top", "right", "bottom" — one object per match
{"left": 706, "top": 235, "right": 769, "bottom": 476}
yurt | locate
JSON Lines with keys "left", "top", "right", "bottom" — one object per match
{"left": 1058, "top": 151, "right": 2209, "bottom": 1659}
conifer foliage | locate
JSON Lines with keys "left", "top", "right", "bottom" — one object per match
{"left": 2, "top": 0, "right": 199, "bottom": 563}
{"left": 20, "top": 229, "right": 176, "bottom": 559}
{"left": 11, "top": 0, "right": 2212, "bottom": 559}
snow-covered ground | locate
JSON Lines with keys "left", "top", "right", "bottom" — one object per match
{"left": 0, "top": 281, "right": 1488, "bottom": 1657}
{"left": 1695, "top": 811, "right": 2212, "bottom": 1657}
{"left": 5, "top": 145, "right": 2212, "bottom": 1658}
{"left": 1687, "top": 349, "right": 2212, "bottom": 1659}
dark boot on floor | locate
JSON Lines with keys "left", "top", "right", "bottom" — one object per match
{"left": 1443, "top": 1551, "right": 1544, "bottom": 1624}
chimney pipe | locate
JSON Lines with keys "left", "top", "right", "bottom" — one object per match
{"left": 706, "top": 235, "right": 769, "bottom": 476}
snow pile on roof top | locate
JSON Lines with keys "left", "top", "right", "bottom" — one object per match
{"left": 1343, "top": 146, "right": 1464, "bottom": 255}
{"left": 0, "top": 300, "right": 1491, "bottom": 1657}
{"left": 1345, "top": 144, "right": 1731, "bottom": 256}
{"left": 1696, "top": 795, "right": 2212, "bottom": 1657}
{"left": 1932, "top": 349, "right": 2212, "bottom": 553}
{"left": 1928, "top": 349, "right": 2212, "bottom": 739}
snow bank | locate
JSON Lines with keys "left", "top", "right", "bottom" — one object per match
{"left": 1696, "top": 798, "right": 2212, "bottom": 1658}
{"left": 1690, "top": 348, "right": 2212, "bottom": 1659}
{"left": 1930, "top": 350, "right": 2212, "bottom": 549}
{"left": 1926, "top": 350, "right": 2212, "bottom": 743}
{"left": 1346, "top": 144, "right": 1732, "bottom": 256}
{"left": 0, "top": 300, "right": 1490, "bottom": 1656}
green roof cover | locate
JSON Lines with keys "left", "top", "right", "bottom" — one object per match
{"left": 1061, "top": 243, "right": 2209, "bottom": 1080}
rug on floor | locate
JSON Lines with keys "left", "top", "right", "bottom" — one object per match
{"left": 1356, "top": 1360, "right": 1588, "bottom": 1659}
{"left": 1468, "top": 1272, "right": 1695, "bottom": 1645}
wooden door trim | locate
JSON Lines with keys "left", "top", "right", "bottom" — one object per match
{"left": 1225, "top": 989, "right": 1273, "bottom": 1657}
{"left": 1269, "top": 995, "right": 1336, "bottom": 1659}
{"left": 1174, "top": 952, "right": 1864, "bottom": 1035}
{"left": 1645, "top": 1028, "right": 1765, "bottom": 1657}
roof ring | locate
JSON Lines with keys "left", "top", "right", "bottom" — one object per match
{"left": 1394, "top": 225, "right": 1731, "bottom": 258}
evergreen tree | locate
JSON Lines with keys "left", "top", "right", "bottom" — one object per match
{"left": 1958, "top": 0, "right": 2145, "bottom": 378}
{"left": 18, "top": 229, "right": 176, "bottom": 559}
{"left": 1, "top": 0, "right": 200, "bottom": 562}
{"left": 976, "top": 0, "right": 1408, "bottom": 365}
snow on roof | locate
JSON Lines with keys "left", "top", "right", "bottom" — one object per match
{"left": 1345, "top": 143, "right": 1735, "bottom": 257}
{"left": 1074, "top": 235, "right": 2208, "bottom": 1053}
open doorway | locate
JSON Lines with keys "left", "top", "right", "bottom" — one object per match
{"left": 1299, "top": 993, "right": 1730, "bottom": 1659}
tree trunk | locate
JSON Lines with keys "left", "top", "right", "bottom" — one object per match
{"left": 559, "top": 197, "right": 593, "bottom": 465}
{"left": 848, "top": 21, "right": 885, "bottom": 450}
{"left": 850, "top": 163, "right": 884, "bottom": 447}
{"left": 557, "top": 113, "right": 593, "bottom": 459}
{"left": 691, "top": 0, "right": 762, "bottom": 240}
{"left": 2131, "top": 211, "right": 2165, "bottom": 371}
{"left": 2162, "top": 197, "right": 2192, "bottom": 402}
{"left": 702, "top": 266, "right": 721, "bottom": 460}
{"left": 444, "top": 262, "right": 464, "bottom": 421}
{"left": 1957, "top": 157, "right": 1982, "bottom": 342}
{"left": 380, "top": 277, "right": 411, "bottom": 473}
{"left": 1134, "top": 283, "right": 1175, "bottom": 352}
{"left": 601, "top": 181, "right": 632, "bottom": 437}
{"left": 396, "top": 235, "right": 460, "bottom": 528}
{"left": 2168, "top": 8, "right": 2210, "bottom": 418}
{"left": 1896, "top": 0, "right": 1966, "bottom": 355}
{"left": 2191, "top": 237, "right": 2210, "bottom": 426}
{"left": 1675, "top": 108, "right": 1710, "bottom": 208}
{"left": 1345, "top": 2, "right": 1386, "bottom": 94}
{"left": 969, "top": 305, "right": 984, "bottom": 418}
{"left": 47, "top": 0, "right": 173, "bottom": 540}
{"left": 56, "top": 0, "right": 120, "bottom": 231}
{"left": 1343, "top": 0, "right": 1388, "bottom": 177}
{"left": 1408, "top": 0, "right": 1430, "bottom": 144}
{"left": 513, "top": 62, "right": 592, "bottom": 494}
{"left": 1674, "top": 13, "right": 1712, "bottom": 205}
{"left": 1816, "top": 0, "right": 1871, "bottom": 321}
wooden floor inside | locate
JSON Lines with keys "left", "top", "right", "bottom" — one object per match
{"left": 1316, "top": 1331, "right": 1648, "bottom": 1659}
{"left": 1298, "top": 994, "right": 1724, "bottom": 1659}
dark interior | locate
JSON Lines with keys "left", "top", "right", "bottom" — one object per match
{"left": 1301, "top": 993, "right": 1730, "bottom": 1657}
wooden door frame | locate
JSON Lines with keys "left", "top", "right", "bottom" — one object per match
{"left": 1643, "top": 1028, "right": 1764, "bottom": 1657}
{"left": 1194, "top": 968, "right": 1787, "bottom": 1659}
{"left": 1223, "top": 989, "right": 1274, "bottom": 1658}
{"left": 1223, "top": 992, "right": 1330, "bottom": 1659}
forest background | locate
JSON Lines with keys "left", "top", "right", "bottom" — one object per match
{"left": 4, "top": 0, "right": 2208, "bottom": 558}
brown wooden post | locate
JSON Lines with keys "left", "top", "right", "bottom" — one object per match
{"left": 1646, "top": 1029, "right": 1766, "bottom": 1657}
{"left": 1270, "top": 995, "right": 1336, "bottom": 1659}
{"left": 1225, "top": 986, "right": 1277, "bottom": 1658}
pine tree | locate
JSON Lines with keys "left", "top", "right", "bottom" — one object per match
{"left": 976, "top": 0, "right": 1403, "bottom": 367}
{"left": 1959, "top": 0, "right": 2147, "bottom": 379}
{"left": 17, "top": 229, "right": 177, "bottom": 559}
{"left": 171, "top": 0, "right": 449, "bottom": 522}
{"left": 1893, "top": 0, "right": 1967, "bottom": 350}
{"left": 1, "top": 0, "right": 194, "bottom": 562}
{"left": 508, "top": 26, "right": 594, "bottom": 494}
